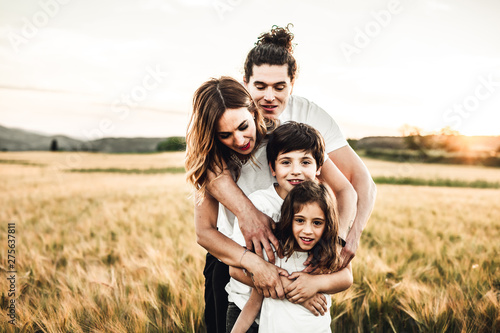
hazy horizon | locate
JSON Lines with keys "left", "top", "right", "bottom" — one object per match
{"left": 3, "top": 121, "right": 500, "bottom": 143}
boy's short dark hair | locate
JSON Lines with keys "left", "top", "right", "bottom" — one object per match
{"left": 266, "top": 121, "right": 325, "bottom": 171}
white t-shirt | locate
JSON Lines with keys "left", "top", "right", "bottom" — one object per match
{"left": 225, "top": 184, "right": 283, "bottom": 311}
{"left": 259, "top": 251, "right": 332, "bottom": 333}
{"left": 216, "top": 95, "right": 348, "bottom": 238}
{"left": 227, "top": 184, "right": 332, "bottom": 331}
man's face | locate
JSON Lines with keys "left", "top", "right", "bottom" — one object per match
{"left": 244, "top": 64, "right": 294, "bottom": 120}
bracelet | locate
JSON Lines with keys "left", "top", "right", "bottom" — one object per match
{"left": 239, "top": 248, "right": 249, "bottom": 267}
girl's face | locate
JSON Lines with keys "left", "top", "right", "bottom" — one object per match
{"left": 216, "top": 107, "right": 257, "bottom": 156}
{"left": 292, "top": 202, "right": 325, "bottom": 252}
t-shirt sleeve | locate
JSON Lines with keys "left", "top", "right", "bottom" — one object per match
{"left": 306, "top": 100, "right": 348, "bottom": 153}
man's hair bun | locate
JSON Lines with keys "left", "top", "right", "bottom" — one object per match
{"left": 244, "top": 24, "right": 298, "bottom": 82}
{"left": 256, "top": 24, "right": 295, "bottom": 54}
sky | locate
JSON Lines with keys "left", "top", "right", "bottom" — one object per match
{"left": 1, "top": 0, "right": 500, "bottom": 140}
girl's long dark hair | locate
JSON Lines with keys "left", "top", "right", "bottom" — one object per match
{"left": 275, "top": 181, "right": 341, "bottom": 272}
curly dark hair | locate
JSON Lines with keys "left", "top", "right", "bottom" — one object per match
{"left": 244, "top": 24, "right": 297, "bottom": 83}
{"left": 266, "top": 121, "right": 325, "bottom": 173}
{"left": 275, "top": 181, "right": 341, "bottom": 272}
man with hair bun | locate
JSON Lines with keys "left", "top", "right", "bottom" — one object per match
{"left": 200, "top": 24, "right": 377, "bottom": 333}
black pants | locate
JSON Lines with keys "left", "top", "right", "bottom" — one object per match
{"left": 204, "top": 253, "right": 230, "bottom": 333}
{"left": 226, "top": 302, "right": 259, "bottom": 333}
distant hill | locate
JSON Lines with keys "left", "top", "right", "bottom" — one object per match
{"left": 2, "top": 124, "right": 499, "bottom": 153}
{"left": 0, "top": 124, "right": 165, "bottom": 153}
{"left": 354, "top": 136, "right": 406, "bottom": 150}
{"left": 0, "top": 124, "right": 85, "bottom": 151}
{"left": 90, "top": 137, "right": 166, "bottom": 153}
{"left": 351, "top": 135, "right": 500, "bottom": 152}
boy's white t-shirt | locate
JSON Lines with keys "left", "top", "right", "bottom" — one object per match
{"left": 216, "top": 95, "right": 348, "bottom": 238}
{"left": 226, "top": 184, "right": 283, "bottom": 311}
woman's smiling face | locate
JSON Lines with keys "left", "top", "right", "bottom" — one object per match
{"left": 216, "top": 107, "right": 257, "bottom": 156}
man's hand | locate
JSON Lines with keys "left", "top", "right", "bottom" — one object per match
{"left": 284, "top": 271, "right": 319, "bottom": 304}
{"left": 339, "top": 231, "right": 359, "bottom": 268}
{"left": 204, "top": 166, "right": 281, "bottom": 263}
{"left": 239, "top": 208, "right": 280, "bottom": 264}
{"left": 300, "top": 293, "right": 327, "bottom": 316}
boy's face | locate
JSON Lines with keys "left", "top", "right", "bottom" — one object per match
{"left": 271, "top": 150, "right": 321, "bottom": 199}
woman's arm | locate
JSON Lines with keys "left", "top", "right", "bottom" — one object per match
{"left": 284, "top": 264, "right": 353, "bottom": 304}
{"left": 229, "top": 266, "right": 254, "bottom": 288}
{"left": 194, "top": 191, "right": 285, "bottom": 299}
{"left": 230, "top": 288, "right": 263, "bottom": 333}
{"left": 206, "top": 167, "right": 279, "bottom": 263}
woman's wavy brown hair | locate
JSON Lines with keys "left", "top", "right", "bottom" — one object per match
{"left": 244, "top": 24, "right": 298, "bottom": 83}
{"left": 275, "top": 181, "right": 341, "bottom": 272}
{"left": 185, "top": 76, "right": 270, "bottom": 202}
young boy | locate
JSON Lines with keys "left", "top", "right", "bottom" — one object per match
{"left": 226, "top": 121, "right": 354, "bottom": 332}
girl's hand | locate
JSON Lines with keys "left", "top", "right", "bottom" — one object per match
{"left": 300, "top": 293, "right": 327, "bottom": 316}
{"left": 284, "top": 272, "right": 319, "bottom": 303}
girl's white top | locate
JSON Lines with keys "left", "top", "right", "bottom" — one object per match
{"left": 259, "top": 251, "right": 332, "bottom": 333}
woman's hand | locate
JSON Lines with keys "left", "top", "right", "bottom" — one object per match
{"left": 284, "top": 271, "right": 319, "bottom": 303}
{"left": 300, "top": 293, "right": 328, "bottom": 316}
{"left": 242, "top": 252, "right": 287, "bottom": 299}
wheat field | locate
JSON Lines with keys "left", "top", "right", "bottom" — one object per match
{"left": 1, "top": 152, "right": 499, "bottom": 332}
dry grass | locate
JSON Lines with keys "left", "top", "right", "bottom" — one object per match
{"left": 1, "top": 152, "right": 499, "bottom": 332}
{"left": 332, "top": 185, "right": 500, "bottom": 332}
{"left": 1, "top": 152, "right": 203, "bottom": 332}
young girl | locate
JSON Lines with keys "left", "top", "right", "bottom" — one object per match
{"left": 231, "top": 180, "right": 353, "bottom": 333}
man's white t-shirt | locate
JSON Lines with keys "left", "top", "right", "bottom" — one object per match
{"left": 216, "top": 95, "right": 347, "bottom": 238}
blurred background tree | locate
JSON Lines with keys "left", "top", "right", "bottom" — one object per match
{"left": 50, "top": 139, "right": 58, "bottom": 151}
{"left": 157, "top": 137, "right": 186, "bottom": 152}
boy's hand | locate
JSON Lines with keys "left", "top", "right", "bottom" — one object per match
{"left": 240, "top": 208, "right": 280, "bottom": 264}
{"left": 300, "top": 293, "right": 327, "bottom": 316}
{"left": 284, "top": 272, "right": 319, "bottom": 303}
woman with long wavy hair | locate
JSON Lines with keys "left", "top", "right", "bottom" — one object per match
{"left": 185, "top": 76, "right": 284, "bottom": 333}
